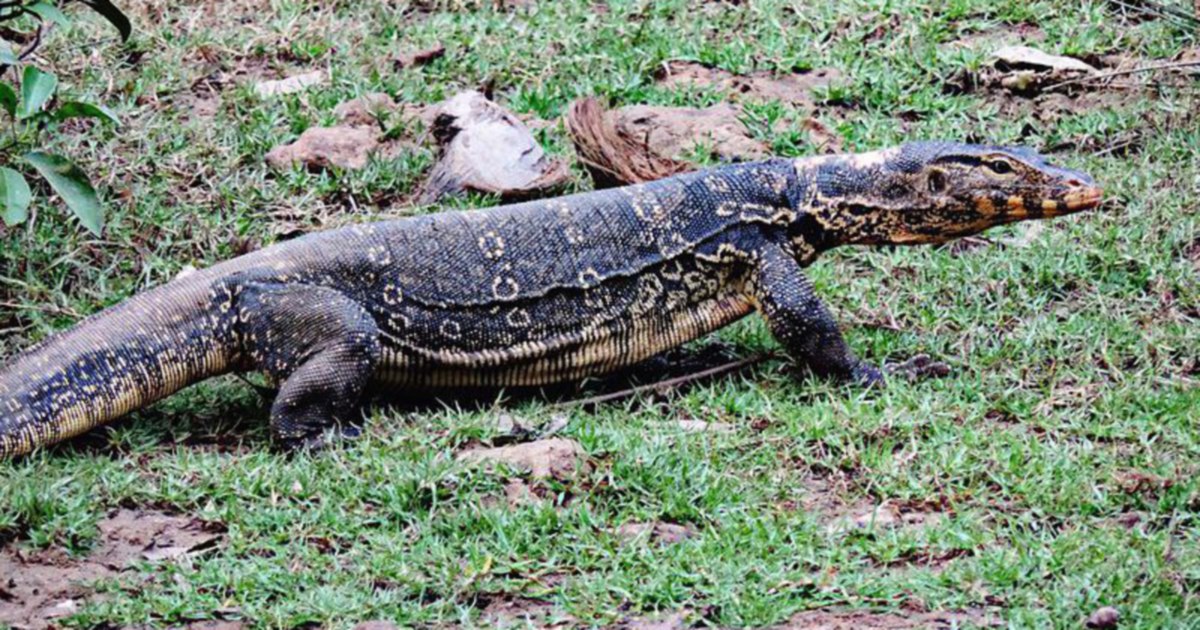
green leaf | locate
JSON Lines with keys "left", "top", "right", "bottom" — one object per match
{"left": 0, "top": 82, "right": 16, "bottom": 117}
{"left": 54, "top": 101, "right": 119, "bottom": 125}
{"left": 25, "top": 2, "right": 70, "bottom": 26}
{"left": 79, "top": 0, "right": 131, "bottom": 41}
{"left": 0, "top": 42, "right": 18, "bottom": 65}
{"left": 17, "top": 66, "right": 57, "bottom": 119}
{"left": 24, "top": 151, "right": 103, "bottom": 235}
{"left": 0, "top": 167, "right": 32, "bottom": 226}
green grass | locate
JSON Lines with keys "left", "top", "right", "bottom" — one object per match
{"left": 2, "top": 0, "right": 1199, "bottom": 627}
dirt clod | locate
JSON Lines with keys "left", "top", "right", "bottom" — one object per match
{"left": 395, "top": 44, "right": 446, "bottom": 69}
{"left": 265, "top": 125, "right": 381, "bottom": 171}
{"left": 420, "top": 91, "right": 570, "bottom": 202}
{"left": 1086, "top": 606, "right": 1121, "bottom": 629}
{"left": 334, "top": 93, "right": 400, "bottom": 127}
{"left": 457, "top": 438, "right": 588, "bottom": 480}
{"left": 656, "top": 60, "right": 840, "bottom": 107}
{"left": 0, "top": 509, "right": 224, "bottom": 630}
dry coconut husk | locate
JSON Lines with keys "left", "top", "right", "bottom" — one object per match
{"left": 419, "top": 91, "right": 570, "bottom": 203}
{"left": 565, "top": 97, "right": 694, "bottom": 188}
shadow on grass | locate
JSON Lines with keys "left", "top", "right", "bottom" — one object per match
{"left": 46, "top": 341, "right": 773, "bottom": 458}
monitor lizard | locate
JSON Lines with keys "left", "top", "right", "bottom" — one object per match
{"left": 0, "top": 142, "right": 1103, "bottom": 456}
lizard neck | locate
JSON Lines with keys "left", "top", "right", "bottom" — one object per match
{"left": 788, "top": 149, "right": 904, "bottom": 252}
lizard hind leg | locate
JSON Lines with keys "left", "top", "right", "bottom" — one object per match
{"left": 236, "top": 282, "right": 381, "bottom": 450}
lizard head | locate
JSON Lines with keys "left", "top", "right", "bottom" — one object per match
{"left": 798, "top": 142, "right": 1103, "bottom": 246}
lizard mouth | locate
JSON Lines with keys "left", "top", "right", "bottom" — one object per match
{"left": 1038, "top": 185, "right": 1104, "bottom": 217}
{"left": 1062, "top": 185, "right": 1105, "bottom": 212}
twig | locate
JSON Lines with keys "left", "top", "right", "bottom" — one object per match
{"left": 1107, "top": 0, "right": 1200, "bottom": 28}
{"left": 17, "top": 22, "right": 45, "bottom": 61}
{"left": 552, "top": 352, "right": 774, "bottom": 409}
{"left": 1048, "top": 60, "right": 1200, "bottom": 90}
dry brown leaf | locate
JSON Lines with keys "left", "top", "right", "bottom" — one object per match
{"left": 253, "top": 70, "right": 326, "bottom": 98}
{"left": 992, "top": 46, "right": 1098, "bottom": 73}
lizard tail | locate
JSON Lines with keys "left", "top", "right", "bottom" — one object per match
{"left": 0, "top": 274, "right": 240, "bottom": 458}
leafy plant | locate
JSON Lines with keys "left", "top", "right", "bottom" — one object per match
{"left": 0, "top": 0, "right": 130, "bottom": 235}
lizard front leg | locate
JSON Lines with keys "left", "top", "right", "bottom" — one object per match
{"left": 749, "top": 243, "right": 883, "bottom": 386}
{"left": 234, "top": 282, "right": 382, "bottom": 449}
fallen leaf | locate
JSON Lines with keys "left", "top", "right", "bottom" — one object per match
{"left": 671, "top": 419, "right": 735, "bottom": 432}
{"left": 253, "top": 70, "right": 326, "bottom": 98}
{"left": 613, "top": 521, "right": 697, "bottom": 544}
{"left": 992, "top": 46, "right": 1097, "bottom": 73}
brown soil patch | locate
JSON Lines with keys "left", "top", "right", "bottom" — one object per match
{"left": 0, "top": 509, "right": 224, "bottom": 630}
{"left": 793, "top": 475, "right": 950, "bottom": 537}
{"left": 475, "top": 594, "right": 573, "bottom": 628}
{"left": 774, "top": 608, "right": 999, "bottom": 629}
{"left": 656, "top": 60, "right": 841, "bottom": 108}
{"left": 616, "top": 611, "right": 691, "bottom": 629}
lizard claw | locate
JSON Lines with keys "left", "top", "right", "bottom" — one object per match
{"left": 852, "top": 362, "right": 886, "bottom": 388}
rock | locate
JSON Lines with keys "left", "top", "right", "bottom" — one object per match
{"left": 420, "top": 91, "right": 570, "bottom": 202}
{"left": 1086, "top": 606, "right": 1120, "bottom": 629}
{"left": 457, "top": 438, "right": 587, "bottom": 480}
{"left": 265, "top": 125, "right": 381, "bottom": 171}
{"left": 254, "top": 70, "right": 326, "bottom": 98}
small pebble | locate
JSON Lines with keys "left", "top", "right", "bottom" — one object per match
{"left": 1086, "top": 606, "right": 1120, "bottom": 629}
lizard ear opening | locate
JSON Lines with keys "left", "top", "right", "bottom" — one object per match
{"left": 927, "top": 169, "right": 948, "bottom": 194}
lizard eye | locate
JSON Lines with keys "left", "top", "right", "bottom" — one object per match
{"left": 987, "top": 159, "right": 1014, "bottom": 175}
{"left": 927, "top": 169, "right": 947, "bottom": 193}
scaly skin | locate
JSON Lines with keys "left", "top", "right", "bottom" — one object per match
{"left": 0, "top": 142, "right": 1103, "bottom": 457}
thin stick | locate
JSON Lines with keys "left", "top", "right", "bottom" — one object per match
{"left": 553, "top": 353, "right": 774, "bottom": 409}
{"left": 1049, "top": 60, "right": 1200, "bottom": 90}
